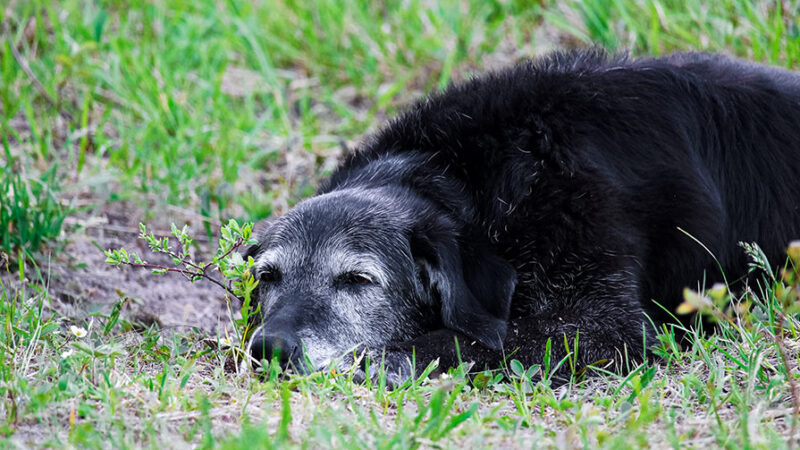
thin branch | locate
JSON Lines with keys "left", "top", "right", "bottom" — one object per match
{"left": 122, "top": 261, "right": 239, "bottom": 300}
{"left": 202, "top": 237, "right": 244, "bottom": 272}
{"left": 165, "top": 248, "right": 204, "bottom": 273}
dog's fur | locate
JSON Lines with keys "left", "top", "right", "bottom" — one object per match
{"left": 245, "top": 49, "right": 800, "bottom": 381}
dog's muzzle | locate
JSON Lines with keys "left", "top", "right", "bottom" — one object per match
{"left": 248, "top": 328, "right": 305, "bottom": 372}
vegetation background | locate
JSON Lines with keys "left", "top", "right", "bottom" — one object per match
{"left": 2, "top": 0, "right": 800, "bottom": 447}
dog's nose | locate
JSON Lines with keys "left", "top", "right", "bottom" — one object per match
{"left": 249, "top": 331, "right": 301, "bottom": 370}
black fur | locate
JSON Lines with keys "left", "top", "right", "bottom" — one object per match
{"left": 251, "top": 49, "right": 800, "bottom": 380}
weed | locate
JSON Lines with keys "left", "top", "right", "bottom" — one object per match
{"left": 105, "top": 220, "right": 260, "bottom": 362}
{"left": 0, "top": 157, "right": 70, "bottom": 261}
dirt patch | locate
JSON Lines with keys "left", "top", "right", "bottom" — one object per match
{"left": 2, "top": 201, "right": 238, "bottom": 336}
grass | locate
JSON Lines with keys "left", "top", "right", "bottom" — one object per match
{"left": 2, "top": 0, "right": 800, "bottom": 447}
{"left": 0, "top": 160, "right": 70, "bottom": 259}
{"left": 546, "top": 0, "right": 800, "bottom": 64}
{"left": 2, "top": 247, "right": 800, "bottom": 447}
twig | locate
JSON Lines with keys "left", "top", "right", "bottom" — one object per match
{"left": 165, "top": 248, "right": 205, "bottom": 273}
{"left": 202, "top": 237, "right": 244, "bottom": 272}
{"left": 113, "top": 236, "right": 247, "bottom": 303}
{"left": 122, "top": 261, "right": 239, "bottom": 300}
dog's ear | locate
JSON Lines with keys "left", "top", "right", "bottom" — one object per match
{"left": 411, "top": 223, "right": 516, "bottom": 350}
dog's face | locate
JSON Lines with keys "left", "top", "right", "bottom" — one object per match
{"left": 245, "top": 186, "right": 517, "bottom": 371}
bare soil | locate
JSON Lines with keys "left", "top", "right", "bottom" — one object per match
{"left": 3, "top": 202, "right": 236, "bottom": 336}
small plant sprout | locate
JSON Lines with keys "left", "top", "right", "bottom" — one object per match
{"left": 104, "top": 220, "right": 262, "bottom": 365}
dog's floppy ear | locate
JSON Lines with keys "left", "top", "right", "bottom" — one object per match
{"left": 411, "top": 222, "right": 516, "bottom": 350}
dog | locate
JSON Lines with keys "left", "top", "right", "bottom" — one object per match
{"left": 244, "top": 49, "right": 800, "bottom": 384}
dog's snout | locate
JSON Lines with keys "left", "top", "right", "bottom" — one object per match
{"left": 249, "top": 331, "right": 301, "bottom": 369}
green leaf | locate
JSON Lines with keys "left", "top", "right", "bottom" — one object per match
{"left": 525, "top": 364, "right": 540, "bottom": 379}
{"left": 510, "top": 359, "right": 524, "bottom": 378}
{"left": 104, "top": 249, "right": 120, "bottom": 264}
{"left": 471, "top": 371, "right": 493, "bottom": 389}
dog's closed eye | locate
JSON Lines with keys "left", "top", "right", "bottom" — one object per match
{"left": 336, "top": 271, "right": 374, "bottom": 287}
{"left": 260, "top": 266, "right": 282, "bottom": 283}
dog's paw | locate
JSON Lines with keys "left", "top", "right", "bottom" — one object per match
{"left": 349, "top": 349, "right": 415, "bottom": 389}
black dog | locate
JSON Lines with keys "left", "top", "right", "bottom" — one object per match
{"left": 245, "top": 49, "right": 800, "bottom": 383}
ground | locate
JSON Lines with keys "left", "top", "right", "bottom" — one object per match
{"left": 2, "top": 0, "right": 800, "bottom": 448}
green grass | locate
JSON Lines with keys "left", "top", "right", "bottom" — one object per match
{"left": 1, "top": 0, "right": 541, "bottom": 220}
{"left": 2, "top": 248, "right": 800, "bottom": 448}
{"left": 2, "top": 0, "right": 800, "bottom": 447}
{"left": 546, "top": 0, "right": 800, "bottom": 64}
{"left": 0, "top": 160, "right": 70, "bottom": 259}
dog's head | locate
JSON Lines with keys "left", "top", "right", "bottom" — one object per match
{"left": 244, "top": 185, "right": 516, "bottom": 371}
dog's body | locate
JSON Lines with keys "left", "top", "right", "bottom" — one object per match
{"left": 246, "top": 49, "right": 800, "bottom": 381}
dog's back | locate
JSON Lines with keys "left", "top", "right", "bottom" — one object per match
{"left": 334, "top": 49, "right": 800, "bottom": 318}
